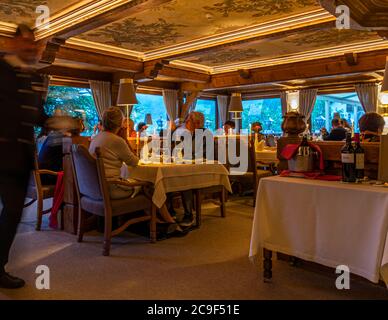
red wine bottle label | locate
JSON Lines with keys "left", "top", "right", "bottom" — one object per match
{"left": 341, "top": 153, "right": 354, "bottom": 163}
{"left": 355, "top": 154, "right": 365, "bottom": 169}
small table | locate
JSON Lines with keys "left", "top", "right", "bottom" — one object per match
{"left": 128, "top": 161, "right": 232, "bottom": 225}
{"left": 249, "top": 176, "right": 388, "bottom": 286}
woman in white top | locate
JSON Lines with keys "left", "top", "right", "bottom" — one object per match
{"left": 89, "top": 107, "right": 177, "bottom": 225}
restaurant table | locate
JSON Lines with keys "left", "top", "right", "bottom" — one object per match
{"left": 127, "top": 161, "right": 232, "bottom": 209}
{"left": 249, "top": 176, "right": 388, "bottom": 286}
{"left": 256, "top": 148, "right": 278, "bottom": 164}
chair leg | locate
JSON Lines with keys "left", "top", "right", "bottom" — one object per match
{"left": 220, "top": 188, "right": 226, "bottom": 218}
{"left": 77, "top": 208, "right": 86, "bottom": 243}
{"left": 195, "top": 190, "right": 202, "bottom": 228}
{"left": 35, "top": 198, "right": 43, "bottom": 231}
{"left": 103, "top": 216, "right": 112, "bottom": 256}
{"left": 150, "top": 204, "right": 157, "bottom": 243}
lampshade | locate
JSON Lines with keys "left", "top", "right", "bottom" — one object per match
{"left": 228, "top": 93, "right": 243, "bottom": 112}
{"left": 145, "top": 113, "right": 153, "bottom": 125}
{"left": 116, "top": 78, "right": 138, "bottom": 106}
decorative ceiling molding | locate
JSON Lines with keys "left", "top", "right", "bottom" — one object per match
{"left": 0, "top": 21, "right": 17, "bottom": 37}
{"left": 35, "top": 0, "right": 135, "bottom": 40}
{"left": 67, "top": 8, "right": 335, "bottom": 61}
{"left": 207, "top": 39, "right": 388, "bottom": 74}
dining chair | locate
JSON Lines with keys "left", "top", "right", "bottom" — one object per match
{"left": 70, "top": 144, "right": 156, "bottom": 256}
{"left": 24, "top": 151, "right": 60, "bottom": 231}
{"left": 228, "top": 135, "right": 273, "bottom": 206}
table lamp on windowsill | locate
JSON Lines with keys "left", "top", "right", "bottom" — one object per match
{"left": 229, "top": 93, "right": 243, "bottom": 121}
{"left": 116, "top": 78, "right": 138, "bottom": 139}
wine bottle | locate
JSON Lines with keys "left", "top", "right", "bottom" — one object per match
{"left": 354, "top": 133, "right": 365, "bottom": 181}
{"left": 341, "top": 132, "right": 356, "bottom": 183}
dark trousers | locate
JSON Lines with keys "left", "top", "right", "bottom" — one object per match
{"left": 181, "top": 190, "right": 193, "bottom": 217}
{"left": 0, "top": 172, "right": 30, "bottom": 274}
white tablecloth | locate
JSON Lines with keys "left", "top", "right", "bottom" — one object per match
{"left": 249, "top": 176, "right": 388, "bottom": 285}
{"left": 126, "top": 162, "right": 232, "bottom": 208}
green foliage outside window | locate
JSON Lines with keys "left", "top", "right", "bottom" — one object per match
{"left": 242, "top": 98, "right": 282, "bottom": 134}
{"left": 195, "top": 99, "right": 217, "bottom": 132}
{"left": 44, "top": 86, "right": 98, "bottom": 136}
{"left": 130, "top": 93, "right": 168, "bottom": 134}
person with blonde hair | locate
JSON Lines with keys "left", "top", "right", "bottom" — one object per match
{"left": 89, "top": 107, "right": 180, "bottom": 231}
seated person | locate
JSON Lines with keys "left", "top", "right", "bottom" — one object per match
{"left": 137, "top": 122, "right": 148, "bottom": 136}
{"left": 359, "top": 112, "right": 385, "bottom": 142}
{"left": 120, "top": 117, "right": 137, "bottom": 138}
{"left": 68, "top": 117, "right": 85, "bottom": 137}
{"left": 340, "top": 118, "right": 352, "bottom": 132}
{"left": 251, "top": 121, "right": 263, "bottom": 134}
{"left": 89, "top": 107, "right": 178, "bottom": 227}
{"left": 38, "top": 129, "right": 65, "bottom": 185}
{"left": 324, "top": 118, "right": 347, "bottom": 141}
{"left": 172, "top": 111, "right": 211, "bottom": 227}
{"left": 223, "top": 120, "right": 235, "bottom": 135}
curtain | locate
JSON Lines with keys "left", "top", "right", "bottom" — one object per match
{"left": 89, "top": 80, "right": 112, "bottom": 120}
{"left": 162, "top": 89, "right": 178, "bottom": 121}
{"left": 299, "top": 88, "right": 318, "bottom": 121}
{"left": 217, "top": 95, "right": 228, "bottom": 126}
{"left": 280, "top": 91, "right": 288, "bottom": 116}
{"left": 355, "top": 83, "right": 378, "bottom": 113}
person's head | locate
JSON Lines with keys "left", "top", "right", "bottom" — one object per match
{"left": 223, "top": 120, "right": 235, "bottom": 134}
{"left": 103, "top": 107, "right": 124, "bottom": 134}
{"left": 122, "top": 117, "right": 134, "bottom": 131}
{"left": 68, "top": 118, "right": 85, "bottom": 136}
{"left": 358, "top": 112, "right": 385, "bottom": 135}
{"left": 320, "top": 127, "right": 328, "bottom": 135}
{"left": 340, "top": 118, "right": 351, "bottom": 129}
{"left": 137, "top": 122, "right": 148, "bottom": 133}
{"left": 11, "top": 24, "right": 45, "bottom": 64}
{"left": 185, "top": 111, "right": 205, "bottom": 132}
{"left": 251, "top": 121, "right": 262, "bottom": 133}
{"left": 97, "top": 120, "right": 103, "bottom": 131}
{"left": 331, "top": 118, "right": 341, "bottom": 128}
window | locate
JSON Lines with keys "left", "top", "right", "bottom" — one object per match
{"left": 311, "top": 93, "right": 364, "bottom": 134}
{"left": 131, "top": 93, "right": 168, "bottom": 134}
{"left": 242, "top": 98, "right": 283, "bottom": 134}
{"left": 195, "top": 99, "right": 217, "bottom": 132}
{"left": 45, "top": 86, "right": 98, "bottom": 136}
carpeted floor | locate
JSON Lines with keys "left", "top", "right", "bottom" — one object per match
{"left": 0, "top": 197, "right": 387, "bottom": 300}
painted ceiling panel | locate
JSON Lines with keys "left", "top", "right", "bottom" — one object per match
{"left": 0, "top": 0, "right": 90, "bottom": 27}
{"left": 178, "top": 29, "right": 381, "bottom": 67}
{"left": 78, "top": 0, "right": 320, "bottom": 51}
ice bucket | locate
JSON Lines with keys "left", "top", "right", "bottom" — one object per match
{"left": 288, "top": 154, "right": 314, "bottom": 172}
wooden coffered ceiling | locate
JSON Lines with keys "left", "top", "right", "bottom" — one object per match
{"left": 1, "top": 0, "right": 388, "bottom": 94}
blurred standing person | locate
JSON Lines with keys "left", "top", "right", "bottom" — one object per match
{"left": 0, "top": 25, "right": 48, "bottom": 289}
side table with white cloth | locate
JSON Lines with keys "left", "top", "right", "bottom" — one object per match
{"left": 124, "top": 161, "right": 232, "bottom": 227}
{"left": 249, "top": 176, "right": 388, "bottom": 286}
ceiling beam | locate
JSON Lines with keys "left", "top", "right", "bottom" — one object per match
{"left": 56, "top": 47, "right": 143, "bottom": 73}
{"left": 46, "top": 0, "right": 175, "bottom": 40}
{"left": 39, "top": 65, "right": 112, "bottom": 82}
{"left": 208, "top": 49, "right": 388, "bottom": 90}
{"left": 139, "top": 61, "right": 211, "bottom": 83}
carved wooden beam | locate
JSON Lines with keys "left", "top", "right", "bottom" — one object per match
{"left": 56, "top": 47, "right": 143, "bottom": 73}
{"left": 344, "top": 52, "right": 358, "bottom": 66}
{"left": 39, "top": 38, "right": 66, "bottom": 65}
{"left": 39, "top": 65, "right": 112, "bottom": 82}
{"left": 209, "top": 49, "right": 388, "bottom": 90}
